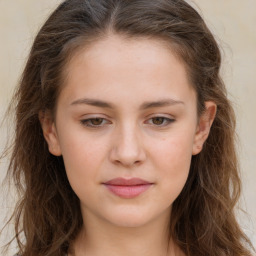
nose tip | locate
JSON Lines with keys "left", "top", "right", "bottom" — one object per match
{"left": 109, "top": 129, "right": 146, "bottom": 167}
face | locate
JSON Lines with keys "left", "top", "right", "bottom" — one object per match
{"left": 41, "top": 34, "right": 216, "bottom": 228}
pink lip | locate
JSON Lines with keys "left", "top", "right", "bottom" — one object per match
{"left": 103, "top": 178, "right": 153, "bottom": 199}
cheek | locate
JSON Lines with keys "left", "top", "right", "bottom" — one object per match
{"left": 150, "top": 134, "right": 193, "bottom": 201}
{"left": 152, "top": 133, "right": 194, "bottom": 170}
{"left": 57, "top": 131, "right": 107, "bottom": 193}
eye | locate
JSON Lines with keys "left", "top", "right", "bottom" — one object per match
{"left": 147, "top": 116, "right": 175, "bottom": 127}
{"left": 80, "top": 118, "right": 110, "bottom": 128}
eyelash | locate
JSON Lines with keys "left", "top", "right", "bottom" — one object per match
{"left": 80, "top": 116, "right": 175, "bottom": 128}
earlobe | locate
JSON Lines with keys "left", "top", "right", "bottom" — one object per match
{"left": 192, "top": 101, "right": 217, "bottom": 155}
{"left": 39, "top": 111, "right": 62, "bottom": 156}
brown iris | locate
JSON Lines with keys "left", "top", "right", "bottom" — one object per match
{"left": 90, "top": 118, "right": 104, "bottom": 125}
{"left": 152, "top": 117, "right": 165, "bottom": 125}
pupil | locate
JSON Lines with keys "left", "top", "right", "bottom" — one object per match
{"left": 153, "top": 117, "right": 164, "bottom": 125}
{"left": 92, "top": 118, "right": 103, "bottom": 125}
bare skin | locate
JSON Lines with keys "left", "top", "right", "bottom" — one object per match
{"left": 40, "top": 34, "right": 216, "bottom": 256}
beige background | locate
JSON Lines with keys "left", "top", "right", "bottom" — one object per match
{"left": 0, "top": 0, "right": 255, "bottom": 254}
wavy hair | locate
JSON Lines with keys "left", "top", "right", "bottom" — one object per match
{"left": 1, "top": 0, "right": 254, "bottom": 255}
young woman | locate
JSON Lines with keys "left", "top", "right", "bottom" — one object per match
{"left": 1, "top": 0, "right": 254, "bottom": 255}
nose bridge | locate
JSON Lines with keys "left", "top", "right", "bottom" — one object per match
{"left": 110, "top": 120, "right": 146, "bottom": 166}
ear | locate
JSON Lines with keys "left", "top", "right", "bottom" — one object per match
{"left": 39, "top": 111, "right": 62, "bottom": 156}
{"left": 192, "top": 101, "right": 217, "bottom": 155}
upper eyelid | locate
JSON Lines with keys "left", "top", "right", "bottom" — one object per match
{"left": 145, "top": 113, "right": 175, "bottom": 119}
{"left": 80, "top": 115, "right": 174, "bottom": 121}
{"left": 80, "top": 113, "right": 175, "bottom": 119}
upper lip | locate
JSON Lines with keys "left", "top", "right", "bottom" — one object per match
{"left": 103, "top": 177, "right": 153, "bottom": 186}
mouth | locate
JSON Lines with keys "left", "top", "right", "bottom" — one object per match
{"left": 102, "top": 177, "right": 154, "bottom": 199}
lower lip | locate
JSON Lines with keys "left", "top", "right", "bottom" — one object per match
{"left": 104, "top": 184, "right": 152, "bottom": 199}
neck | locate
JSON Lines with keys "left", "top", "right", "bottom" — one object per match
{"left": 70, "top": 208, "right": 183, "bottom": 256}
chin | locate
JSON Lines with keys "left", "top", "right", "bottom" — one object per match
{"left": 103, "top": 206, "right": 161, "bottom": 228}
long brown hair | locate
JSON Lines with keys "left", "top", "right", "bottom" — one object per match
{"left": 1, "top": 0, "right": 254, "bottom": 255}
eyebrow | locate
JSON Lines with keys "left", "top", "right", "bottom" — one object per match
{"left": 70, "top": 98, "right": 184, "bottom": 110}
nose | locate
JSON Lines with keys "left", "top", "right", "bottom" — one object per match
{"left": 109, "top": 124, "right": 146, "bottom": 167}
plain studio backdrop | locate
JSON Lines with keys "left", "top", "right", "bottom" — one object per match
{"left": 0, "top": 1, "right": 255, "bottom": 255}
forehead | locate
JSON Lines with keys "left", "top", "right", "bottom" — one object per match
{"left": 65, "top": 34, "right": 184, "bottom": 78}
{"left": 59, "top": 34, "right": 196, "bottom": 108}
